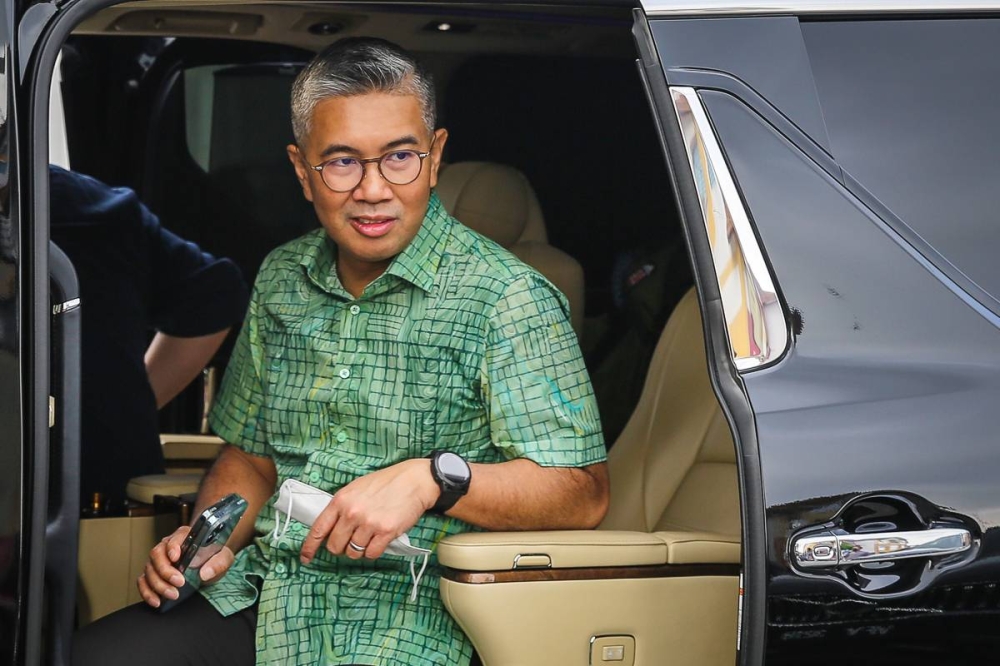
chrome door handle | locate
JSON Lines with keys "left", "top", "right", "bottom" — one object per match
{"left": 793, "top": 528, "right": 972, "bottom": 569}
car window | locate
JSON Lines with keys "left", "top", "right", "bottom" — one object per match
{"left": 801, "top": 19, "right": 1000, "bottom": 302}
{"left": 183, "top": 64, "right": 225, "bottom": 171}
{"left": 50, "top": 51, "right": 70, "bottom": 169}
{"left": 183, "top": 63, "right": 299, "bottom": 173}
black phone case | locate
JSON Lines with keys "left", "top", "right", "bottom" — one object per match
{"left": 158, "top": 493, "right": 248, "bottom": 613}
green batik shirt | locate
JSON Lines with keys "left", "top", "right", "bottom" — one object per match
{"left": 204, "top": 192, "right": 605, "bottom": 665}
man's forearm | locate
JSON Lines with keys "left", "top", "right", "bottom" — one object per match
{"left": 194, "top": 445, "right": 278, "bottom": 553}
{"left": 443, "top": 459, "right": 610, "bottom": 531}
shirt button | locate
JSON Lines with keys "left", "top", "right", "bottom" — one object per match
{"left": 339, "top": 368, "right": 351, "bottom": 379}
{"left": 274, "top": 562, "right": 286, "bottom": 574}
{"left": 309, "top": 470, "right": 321, "bottom": 483}
{"left": 336, "top": 432, "right": 347, "bottom": 443}
{"left": 349, "top": 304, "right": 361, "bottom": 315}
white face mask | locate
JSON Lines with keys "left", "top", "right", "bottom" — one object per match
{"left": 270, "top": 478, "right": 431, "bottom": 602}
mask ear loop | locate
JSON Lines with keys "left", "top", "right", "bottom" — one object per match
{"left": 270, "top": 491, "right": 295, "bottom": 547}
{"left": 408, "top": 552, "right": 430, "bottom": 602}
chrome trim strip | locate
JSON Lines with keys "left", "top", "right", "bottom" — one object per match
{"left": 643, "top": 1, "right": 1000, "bottom": 16}
{"left": 670, "top": 87, "right": 787, "bottom": 371}
{"left": 52, "top": 297, "right": 80, "bottom": 316}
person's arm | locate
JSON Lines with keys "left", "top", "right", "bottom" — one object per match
{"left": 137, "top": 445, "right": 277, "bottom": 608}
{"left": 299, "top": 458, "right": 608, "bottom": 565}
{"left": 145, "top": 329, "right": 230, "bottom": 409}
{"left": 140, "top": 187, "right": 248, "bottom": 403}
{"left": 138, "top": 262, "right": 266, "bottom": 608}
{"left": 450, "top": 273, "right": 610, "bottom": 531}
{"left": 299, "top": 456, "right": 609, "bottom": 565}
{"left": 448, "top": 458, "right": 609, "bottom": 530}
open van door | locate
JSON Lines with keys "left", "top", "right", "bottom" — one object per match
{"left": 5, "top": 0, "right": 82, "bottom": 662}
{"left": 630, "top": 6, "right": 769, "bottom": 666}
{"left": 635, "top": 4, "right": 1000, "bottom": 666}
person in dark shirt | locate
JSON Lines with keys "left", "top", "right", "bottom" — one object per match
{"left": 49, "top": 165, "right": 249, "bottom": 508}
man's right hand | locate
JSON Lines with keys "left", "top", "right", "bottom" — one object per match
{"left": 136, "top": 525, "right": 235, "bottom": 608}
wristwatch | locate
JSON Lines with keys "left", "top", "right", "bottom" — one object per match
{"left": 428, "top": 450, "right": 471, "bottom": 514}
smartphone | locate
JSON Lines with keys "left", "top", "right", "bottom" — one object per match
{"left": 158, "top": 493, "right": 248, "bottom": 613}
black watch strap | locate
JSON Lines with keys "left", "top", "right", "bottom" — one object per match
{"left": 432, "top": 486, "right": 463, "bottom": 514}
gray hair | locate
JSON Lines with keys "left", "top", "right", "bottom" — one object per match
{"left": 291, "top": 37, "right": 436, "bottom": 146}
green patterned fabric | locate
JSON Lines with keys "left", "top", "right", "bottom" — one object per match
{"left": 203, "top": 192, "right": 605, "bottom": 665}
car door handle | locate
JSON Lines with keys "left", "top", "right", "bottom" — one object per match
{"left": 793, "top": 527, "right": 972, "bottom": 569}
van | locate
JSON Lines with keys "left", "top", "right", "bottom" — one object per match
{"left": 3, "top": 1, "right": 999, "bottom": 664}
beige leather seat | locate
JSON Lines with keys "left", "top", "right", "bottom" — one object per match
{"left": 601, "top": 288, "right": 740, "bottom": 539}
{"left": 437, "top": 288, "right": 740, "bottom": 666}
{"left": 435, "top": 162, "right": 586, "bottom": 337}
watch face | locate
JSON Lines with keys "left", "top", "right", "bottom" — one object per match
{"left": 437, "top": 452, "right": 470, "bottom": 485}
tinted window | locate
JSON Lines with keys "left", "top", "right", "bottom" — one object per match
{"left": 802, "top": 19, "right": 1000, "bottom": 301}
{"left": 183, "top": 63, "right": 299, "bottom": 173}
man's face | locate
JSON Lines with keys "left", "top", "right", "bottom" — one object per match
{"left": 288, "top": 91, "right": 447, "bottom": 280}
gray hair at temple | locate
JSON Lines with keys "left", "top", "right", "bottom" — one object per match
{"left": 290, "top": 37, "right": 437, "bottom": 146}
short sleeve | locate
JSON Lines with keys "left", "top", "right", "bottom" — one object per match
{"left": 483, "top": 273, "right": 606, "bottom": 467}
{"left": 209, "top": 281, "right": 271, "bottom": 457}
{"left": 143, "top": 205, "right": 249, "bottom": 337}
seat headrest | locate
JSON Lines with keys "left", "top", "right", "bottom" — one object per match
{"left": 435, "top": 162, "right": 548, "bottom": 247}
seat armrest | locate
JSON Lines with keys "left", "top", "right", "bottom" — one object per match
{"left": 437, "top": 530, "right": 668, "bottom": 571}
{"left": 438, "top": 530, "right": 741, "bottom": 571}
{"left": 160, "top": 434, "right": 224, "bottom": 461}
{"left": 655, "top": 530, "right": 741, "bottom": 565}
{"left": 125, "top": 473, "right": 203, "bottom": 504}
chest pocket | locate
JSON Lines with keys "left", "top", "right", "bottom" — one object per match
{"left": 260, "top": 320, "right": 338, "bottom": 459}
{"left": 395, "top": 322, "right": 484, "bottom": 458}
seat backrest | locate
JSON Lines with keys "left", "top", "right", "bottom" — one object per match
{"left": 436, "top": 162, "right": 585, "bottom": 337}
{"left": 435, "top": 161, "right": 548, "bottom": 245}
{"left": 600, "top": 288, "right": 740, "bottom": 539}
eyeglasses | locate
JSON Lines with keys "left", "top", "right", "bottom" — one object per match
{"left": 309, "top": 142, "right": 434, "bottom": 192}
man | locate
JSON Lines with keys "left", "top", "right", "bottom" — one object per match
{"left": 73, "top": 37, "right": 608, "bottom": 665}
{"left": 49, "top": 165, "right": 248, "bottom": 508}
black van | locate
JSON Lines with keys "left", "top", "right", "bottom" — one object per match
{"left": 3, "top": 1, "right": 1000, "bottom": 665}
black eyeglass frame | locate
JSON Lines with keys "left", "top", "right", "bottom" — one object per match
{"left": 308, "top": 142, "right": 435, "bottom": 192}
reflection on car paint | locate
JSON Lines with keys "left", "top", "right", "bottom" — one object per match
{"left": 670, "top": 86, "right": 787, "bottom": 371}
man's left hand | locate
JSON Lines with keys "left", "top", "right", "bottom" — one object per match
{"left": 299, "top": 458, "right": 439, "bottom": 563}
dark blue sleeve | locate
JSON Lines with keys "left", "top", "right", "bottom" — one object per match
{"left": 50, "top": 165, "right": 249, "bottom": 337}
{"left": 141, "top": 198, "right": 249, "bottom": 337}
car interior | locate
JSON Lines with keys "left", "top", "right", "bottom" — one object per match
{"left": 54, "top": 2, "right": 742, "bottom": 664}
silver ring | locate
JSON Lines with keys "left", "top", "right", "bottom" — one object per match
{"left": 348, "top": 540, "right": 366, "bottom": 553}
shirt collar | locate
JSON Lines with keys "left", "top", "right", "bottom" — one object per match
{"left": 299, "top": 231, "right": 346, "bottom": 298}
{"left": 384, "top": 192, "right": 452, "bottom": 294}
{"left": 299, "top": 191, "right": 453, "bottom": 298}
